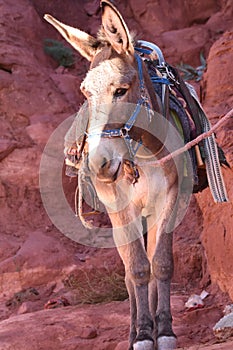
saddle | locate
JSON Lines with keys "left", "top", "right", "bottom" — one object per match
{"left": 145, "top": 58, "right": 229, "bottom": 197}
{"left": 64, "top": 41, "right": 229, "bottom": 204}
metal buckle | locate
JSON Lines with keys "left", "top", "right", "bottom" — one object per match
{"left": 157, "top": 63, "right": 179, "bottom": 85}
{"left": 120, "top": 127, "right": 128, "bottom": 137}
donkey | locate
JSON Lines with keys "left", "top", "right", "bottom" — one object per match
{"left": 44, "top": 2, "right": 208, "bottom": 349}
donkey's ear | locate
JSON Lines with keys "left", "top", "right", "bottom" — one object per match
{"left": 101, "top": 1, "right": 134, "bottom": 56}
{"left": 44, "top": 14, "right": 99, "bottom": 61}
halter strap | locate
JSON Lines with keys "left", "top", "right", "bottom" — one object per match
{"left": 135, "top": 53, "right": 145, "bottom": 92}
{"left": 86, "top": 53, "right": 151, "bottom": 160}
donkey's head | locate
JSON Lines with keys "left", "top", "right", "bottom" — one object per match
{"left": 45, "top": 1, "right": 160, "bottom": 184}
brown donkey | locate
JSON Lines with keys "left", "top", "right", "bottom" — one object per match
{"left": 44, "top": 1, "right": 226, "bottom": 349}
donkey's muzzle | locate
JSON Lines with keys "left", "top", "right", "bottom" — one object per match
{"left": 96, "top": 158, "right": 122, "bottom": 183}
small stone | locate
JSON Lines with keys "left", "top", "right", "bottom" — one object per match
{"left": 75, "top": 253, "right": 87, "bottom": 262}
{"left": 17, "top": 301, "right": 37, "bottom": 315}
{"left": 80, "top": 327, "right": 97, "bottom": 339}
{"left": 224, "top": 304, "right": 233, "bottom": 315}
{"left": 213, "top": 312, "right": 233, "bottom": 340}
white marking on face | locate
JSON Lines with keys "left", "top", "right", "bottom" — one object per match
{"left": 87, "top": 130, "right": 102, "bottom": 153}
{"left": 86, "top": 100, "right": 109, "bottom": 153}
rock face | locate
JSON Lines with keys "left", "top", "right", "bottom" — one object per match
{"left": 0, "top": 301, "right": 130, "bottom": 350}
{"left": 195, "top": 30, "right": 233, "bottom": 300}
{"left": 0, "top": 0, "right": 233, "bottom": 349}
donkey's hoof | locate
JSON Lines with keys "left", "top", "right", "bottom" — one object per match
{"left": 133, "top": 340, "right": 154, "bottom": 350}
{"left": 157, "top": 336, "right": 177, "bottom": 350}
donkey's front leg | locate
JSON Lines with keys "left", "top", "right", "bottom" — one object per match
{"left": 112, "top": 218, "right": 154, "bottom": 350}
{"left": 149, "top": 208, "right": 177, "bottom": 349}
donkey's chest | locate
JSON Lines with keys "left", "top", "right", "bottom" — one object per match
{"left": 137, "top": 166, "right": 170, "bottom": 217}
{"left": 93, "top": 162, "right": 174, "bottom": 220}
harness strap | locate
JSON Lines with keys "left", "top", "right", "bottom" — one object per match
{"left": 75, "top": 154, "right": 101, "bottom": 229}
{"left": 136, "top": 41, "right": 166, "bottom": 66}
{"left": 150, "top": 77, "right": 170, "bottom": 85}
{"left": 135, "top": 42, "right": 173, "bottom": 122}
{"left": 135, "top": 54, "right": 145, "bottom": 92}
{"left": 168, "top": 66, "right": 202, "bottom": 136}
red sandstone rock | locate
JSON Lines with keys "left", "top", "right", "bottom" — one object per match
{"left": 196, "top": 30, "right": 233, "bottom": 301}
{"left": 0, "top": 297, "right": 232, "bottom": 350}
{"left": 203, "top": 31, "right": 233, "bottom": 114}
{"left": 128, "top": 0, "right": 220, "bottom": 34}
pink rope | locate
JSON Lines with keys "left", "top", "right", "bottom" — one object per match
{"left": 138, "top": 108, "right": 233, "bottom": 167}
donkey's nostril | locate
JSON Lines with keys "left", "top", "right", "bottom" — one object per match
{"left": 97, "top": 158, "right": 122, "bottom": 183}
{"left": 101, "top": 158, "right": 108, "bottom": 168}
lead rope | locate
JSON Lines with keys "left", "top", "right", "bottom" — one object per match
{"left": 75, "top": 156, "right": 95, "bottom": 229}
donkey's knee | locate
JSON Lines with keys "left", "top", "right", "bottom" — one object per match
{"left": 152, "top": 257, "right": 173, "bottom": 281}
{"left": 130, "top": 258, "right": 151, "bottom": 286}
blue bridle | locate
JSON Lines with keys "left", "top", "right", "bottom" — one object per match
{"left": 85, "top": 53, "right": 154, "bottom": 163}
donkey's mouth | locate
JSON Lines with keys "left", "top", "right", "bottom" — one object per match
{"left": 97, "top": 159, "right": 122, "bottom": 183}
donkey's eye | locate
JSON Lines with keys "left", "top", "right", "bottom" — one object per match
{"left": 113, "top": 88, "right": 128, "bottom": 98}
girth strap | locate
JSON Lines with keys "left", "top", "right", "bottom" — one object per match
{"left": 186, "top": 84, "right": 228, "bottom": 202}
